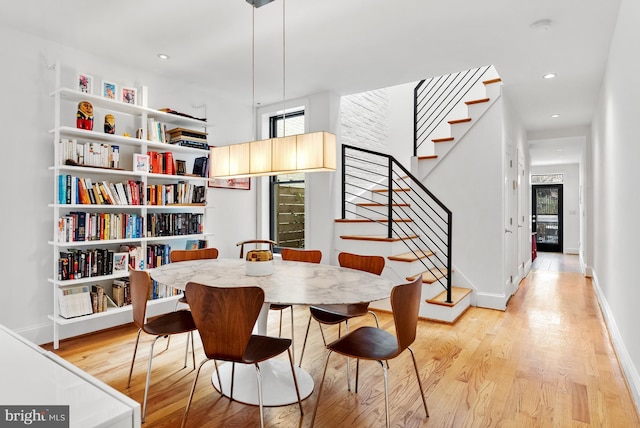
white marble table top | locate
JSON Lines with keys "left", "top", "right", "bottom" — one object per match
{"left": 148, "top": 258, "right": 395, "bottom": 306}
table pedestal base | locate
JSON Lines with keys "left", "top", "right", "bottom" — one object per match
{"left": 211, "top": 359, "right": 314, "bottom": 406}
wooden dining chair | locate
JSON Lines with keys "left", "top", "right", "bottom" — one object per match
{"left": 170, "top": 247, "right": 219, "bottom": 310}
{"left": 126, "top": 270, "right": 197, "bottom": 423}
{"left": 310, "top": 276, "right": 428, "bottom": 428}
{"left": 181, "top": 282, "right": 303, "bottom": 428}
{"left": 237, "top": 239, "right": 276, "bottom": 259}
{"left": 276, "top": 248, "right": 322, "bottom": 362}
{"left": 298, "top": 251, "right": 385, "bottom": 369}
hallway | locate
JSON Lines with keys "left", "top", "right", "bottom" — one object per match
{"left": 532, "top": 251, "right": 582, "bottom": 273}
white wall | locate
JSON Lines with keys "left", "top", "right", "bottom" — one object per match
{"left": 0, "top": 26, "right": 251, "bottom": 344}
{"left": 530, "top": 163, "right": 581, "bottom": 254}
{"left": 591, "top": 0, "right": 640, "bottom": 409}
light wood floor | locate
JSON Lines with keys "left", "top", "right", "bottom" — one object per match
{"left": 44, "top": 267, "right": 640, "bottom": 427}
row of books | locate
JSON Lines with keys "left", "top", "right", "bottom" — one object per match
{"left": 146, "top": 243, "right": 171, "bottom": 269}
{"left": 57, "top": 212, "right": 144, "bottom": 243}
{"left": 58, "top": 175, "right": 144, "bottom": 205}
{"left": 147, "top": 151, "right": 175, "bottom": 174}
{"left": 59, "top": 139, "right": 120, "bottom": 169}
{"left": 147, "top": 183, "right": 206, "bottom": 205}
{"left": 58, "top": 248, "right": 125, "bottom": 280}
{"left": 147, "top": 212, "right": 203, "bottom": 237}
{"left": 168, "top": 127, "right": 209, "bottom": 151}
{"left": 147, "top": 118, "right": 170, "bottom": 144}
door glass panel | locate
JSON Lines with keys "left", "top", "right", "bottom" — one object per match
{"left": 535, "top": 188, "right": 559, "bottom": 245}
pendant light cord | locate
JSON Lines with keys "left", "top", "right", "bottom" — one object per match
{"left": 252, "top": 6, "right": 256, "bottom": 141}
{"left": 282, "top": 0, "right": 286, "bottom": 137}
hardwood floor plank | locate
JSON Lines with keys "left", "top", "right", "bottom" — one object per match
{"left": 41, "top": 268, "right": 640, "bottom": 427}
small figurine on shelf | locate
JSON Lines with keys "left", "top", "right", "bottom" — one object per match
{"left": 104, "top": 114, "right": 115, "bottom": 134}
{"left": 76, "top": 101, "right": 94, "bottom": 130}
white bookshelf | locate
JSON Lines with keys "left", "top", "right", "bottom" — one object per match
{"left": 49, "top": 62, "right": 212, "bottom": 348}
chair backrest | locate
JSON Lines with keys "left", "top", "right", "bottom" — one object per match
{"left": 281, "top": 248, "right": 322, "bottom": 264}
{"left": 185, "top": 282, "right": 264, "bottom": 362}
{"left": 390, "top": 276, "right": 423, "bottom": 353}
{"left": 129, "top": 270, "right": 151, "bottom": 329}
{"left": 338, "top": 252, "right": 385, "bottom": 276}
{"left": 237, "top": 239, "right": 276, "bottom": 259}
{"left": 170, "top": 247, "right": 219, "bottom": 263}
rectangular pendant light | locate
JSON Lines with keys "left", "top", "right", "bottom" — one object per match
{"left": 210, "top": 132, "right": 337, "bottom": 179}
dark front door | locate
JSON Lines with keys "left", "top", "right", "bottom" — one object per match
{"left": 532, "top": 184, "right": 563, "bottom": 253}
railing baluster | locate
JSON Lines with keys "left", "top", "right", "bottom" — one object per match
{"left": 341, "top": 145, "right": 452, "bottom": 296}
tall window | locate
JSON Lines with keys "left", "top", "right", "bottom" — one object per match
{"left": 269, "top": 110, "right": 305, "bottom": 250}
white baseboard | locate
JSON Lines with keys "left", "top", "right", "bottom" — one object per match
{"left": 475, "top": 291, "right": 508, "bottom": 311}
{"left": 591, "top": 270, "right": 640, "bottom": 416}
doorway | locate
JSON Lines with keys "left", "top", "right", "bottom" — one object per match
{"left": 532, "top": 184, "right": 563, "bottom": 252}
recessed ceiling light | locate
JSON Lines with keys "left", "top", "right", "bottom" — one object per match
{"left": 157, "top": 53, "right": 170, "bottom": 60}
{"left": 543, "top": 73, "right": 556, "bottom": 79}
{"left": 530, "top": 19, "right": 552, "bottom": 32}
{"left": 551, "top": 114, "right": 560, "bottom": 118}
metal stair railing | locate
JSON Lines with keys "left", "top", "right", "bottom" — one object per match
{"left": 414, "top": 65, "right": 493, "bottom": 156}
{"left": 341, "top": 144, "right": 453, "bottom": 303}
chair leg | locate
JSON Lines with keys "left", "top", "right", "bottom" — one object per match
{"left": 183, "top": 332, "right": 189, "bottom": 368}
{"left": 213, "top": 360, "right": 223, "bottom": 396}
{"left": 165, "top": 335, "right": 171, "bottom": 351}
{"left": 142, "top": 335, "right": 162, "bottom": 423}
{"left": 289, "top": 306, "right": 295, "bottom": 364}
{"left": 345, "top": 320, "right": 351, "bottom": 392}
{"left": 286, "top": 348, "right": 303, "bottom": 416}
{"left": 278, "top": 310, "right": 283, "bottom": 336}
{"left": 310, "top": 350, "right": 333, "bottom": 428}
{"left": 378, "top": 360, "right": 390, "bottom": 428}
{"left": 127, "top": 329, "right": 142, "bottom": 388}
{"left": 368, "top": 310, "right": 380, "bottom": 327}
{"left": 255, "top": 363, "right": 265, "bottom": 428}
{"left": 298, "top": 314, "right": 313, "bottom": 367}
{"left": 230, "top": 362, "right": 236, "bottom": 401}
{"left": 355, "top": 358, "right": 360, "bottom": 393}
{"left": 181, "top": 359, "right": 208, "bottom": 428}
{"left": 408, "top": 347, "right": 429, "bottom": 417}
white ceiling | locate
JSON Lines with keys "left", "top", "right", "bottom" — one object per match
{"left": 3, "top": 0, "right": 621, "bottom": 164}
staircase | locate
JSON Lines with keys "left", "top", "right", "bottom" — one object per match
{"left": 335, "top": 145, "right": 471, "bottom": 323}
{"left": 412, "top": 66, "right": 503, "bottom": 180}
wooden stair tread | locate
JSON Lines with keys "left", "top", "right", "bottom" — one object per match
{"left": 448, "top": 118, "right": 472, "bottom": 125}
{"left": 372, "top": 188, "right": 411, "bottom": 193}
{"left": 465, "top": 98, "right": 490, "bottom": 105}
{"left": 335, "top": 218, "right": 412, "bottom": 223}
{"left": 340, "top": 235, "right": 418, "bottom": 242}
{"left": 427, "top": 286, "right": 472, "bottom": 307}
{"left": 407, "top": 268, "right": 449, "bottom": 284}
{"left": 387, "top": 249, "right": 434, "bottom": 262}
{"left": 356, "top": 203, "right": 409, "bottom": 207}
{"left": 418, "top": 155, "right": 438, "bottom": 160}
{"left": 432, "top": 137, "right": 454, "bottom": 143}
{"left": 483, "top": 77, "right": 502, "bottom": 85}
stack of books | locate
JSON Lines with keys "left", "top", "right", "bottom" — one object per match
{"left": 167, "top": 128, "right": 209, "bottom": 150}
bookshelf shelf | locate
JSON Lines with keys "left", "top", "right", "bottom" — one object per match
{"left": 49, "top": 62, "right": 211, "bottom": 349}
{"left": 47, "top": 295, "right": 181, "bottom": 326}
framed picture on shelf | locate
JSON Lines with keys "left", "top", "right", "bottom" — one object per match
{"left": 113, "top": 253, "right": 129, "bottom": 272}
{"left": 77, "top": 73, "right": 93, "bottom": 94}
{"left": 133, "top": 153, "right": 149, "bottom": 172}
{"left": 176, "top": 160, "right": 186, "bottom": 175}
{"left": 121, "top": 87, "right": 137, "bottom": 105}
{"left": 209, "top": 177, "right": 251, "bottom": 190}
{"left": 102, "top": 80, "right": 117, "bottom": 100}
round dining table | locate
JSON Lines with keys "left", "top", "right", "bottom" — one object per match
{"left": 148, "top": 257, "right": 395, "bottom": 407}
